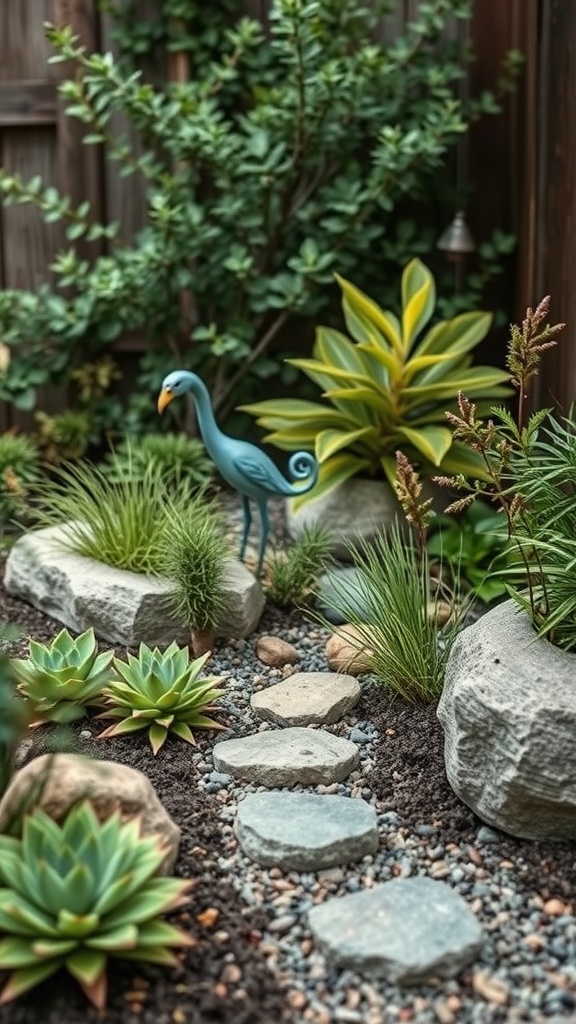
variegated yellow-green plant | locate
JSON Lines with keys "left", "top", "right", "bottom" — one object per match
{"left": 0, "top": 801, "right": 193, "bottom": 1008}
{"left": 98, "top": 643, "right": 225, "bottom": 754}
{"left": 241, "top": 259, "right": 511, "bottom": 508}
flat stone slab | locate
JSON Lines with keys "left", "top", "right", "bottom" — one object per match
{"left": 251, "top": 672, "right": 361, "bottom": 726}
{"left": 438, "top": 599, "right": 576, "bottom": 840}
{"left": 213, "top": 727, "right": 359, "bottom": 786}
{"left": 235, "top": 792, "right": 378, "bottom": 869}
{"left": 309, "top": 877, "right": 484, "bottom": 983}
{"left": 4, "top": 524, "right": 265, "bottom": 646}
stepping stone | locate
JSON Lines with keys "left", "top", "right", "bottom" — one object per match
{"left": 213, "top": 727, "right": 359, "bottom": 786}
{"left": 235, "top": 792, "right": 378, "bottom": 870}
{"left": 309, "top": 877, "right": 484, "bottom": 983}
{"left": 4, "top": 524, "right": 264, "bottom": 646}
{"left": 251, "top": 672, "right": 360, "bottom": 726}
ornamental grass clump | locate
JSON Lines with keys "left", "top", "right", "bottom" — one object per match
{"left": 99, "top": 643, "right": 225, "bottom": 754}
{"left": 160, "top": 499, "right": 231, "bottom": 656}
{"left": 0, "top": 801, "right": 194, "bottom": 1008}
{"left": 29, "top": 456, "right": 191, "bottom": 575}
{"left": 317, "top": 521, "right": 459, "bottom": 702}
{"left": 11, "top": 628, "right": 113, "bottom": 724}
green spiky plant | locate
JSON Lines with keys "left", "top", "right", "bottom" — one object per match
{"left": 11, "top": 628, "right": 114, "bottom": 724}
{"left": 0, "top": 801, "right": 194, "bottom": 1008}
{"left": 98, "top": 643, "right": 225, "bottom": 754}
{"left": 160, "top": 500, "right": 231, "bottom": 656}
{"left": 266, "top": 524, "right": 333, "bottom": 608}
{"left": 242, "top": 259, "right": 511, "bottom": 508}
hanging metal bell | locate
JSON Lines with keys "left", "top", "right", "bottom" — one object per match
{"left": 437, "top": 210, "right": 475, "bottom": 255}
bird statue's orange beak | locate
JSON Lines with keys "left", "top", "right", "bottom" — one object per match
{"left": 157, "top": 388, "right": 173, "bottom": 414}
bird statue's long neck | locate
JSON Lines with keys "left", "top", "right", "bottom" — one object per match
{"left": 182, "top": 373, "right": 221, "bottom": 459}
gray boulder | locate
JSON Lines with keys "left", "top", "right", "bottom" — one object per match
{"left": 438, "top": 599, "right": 576, "bottom": 840}
{"left": 308, "top": 877, "right": 483, "bottom": 982}
{"left": 287, "top": 479, "right": 399, "bottom": 560}
{"left": 4, "top": 524, "right": 264, "bottom": 645}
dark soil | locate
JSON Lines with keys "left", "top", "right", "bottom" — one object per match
{"left": 0, "top": 574, "right": 575, "bottom": 1022}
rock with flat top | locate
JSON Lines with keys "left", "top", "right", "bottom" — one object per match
{"left": 309, "top": 877, "right": 483, "bottom": 982}
{"left": 251, "top": 671, "right": 360, "bottom": 726}
{"left": 213, "top": 727, "right": 359, "bottom": 786}
{"left": 235, "top": 791, "right": 378, "bottom": 869}
{"left": 4, "top": 524, "right": 264, "bottom": 645}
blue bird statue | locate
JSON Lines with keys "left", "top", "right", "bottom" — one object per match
{"left": 158, "top": 370, "right": 319, "bottom": 576}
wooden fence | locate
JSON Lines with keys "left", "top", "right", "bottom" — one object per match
{"left": 0, "top": 0, "right": 562, "bottom": 426}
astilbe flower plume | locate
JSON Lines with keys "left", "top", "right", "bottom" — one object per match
{"left": 394, "top": 451, "right": 435, "bottom": 551}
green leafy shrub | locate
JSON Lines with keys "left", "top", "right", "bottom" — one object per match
{"left": 99, "top": 643, "right": 224, "bottom": 754}
{"left": 0, "top": 1, "right": 518, "bottom": 434}
{"left": 243, "top": 259, "right": 511, "bottom": 506}
{"left": 160, "top": 502, "right": 231, "bottom": 656}
{"left": 11, "top": 628, "right": 114, "bottom": 724}
{"left": 267, "top": 524, "right": 333, "bottom": 608}
{"left": 0, "top": 434, "right": 39, "bottom": 526}
{"left": 426, "top": 500, "right": 511, "bottom": 604}
{"left": 29, "top": 457, "right": 195, "bottom": 575}
{"left": 105, "top": 433, "right": 214, "bottom": 492}
{"left": 0, "top": 801, "right": 193, "bottom": 1007}
{"left": 34, "top": 409, "right": 94, "bottom": 464}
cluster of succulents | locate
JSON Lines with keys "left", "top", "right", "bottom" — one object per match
{"left": 10, "top": 628, "right": 113, "bottom": 724}
{"left": 0, "top": 801, "right": 193, "bottom": 1007}
{"left": 98, "top": 643, "right": 225, "bottom": 754}
{"left": 9, "top": 631, "right": 224, "bottom": 754}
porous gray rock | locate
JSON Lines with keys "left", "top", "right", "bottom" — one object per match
{"left": 4, "top": 524, "right": 264, "bottom": 645}
{"left": 0, "top": 753, "right": 180, "bottom": 874}
{"left": 251, "top": 671, "right": 361, "bottom": 726}
{"left": 438, "top": 599, "right": 576, "bottom": 840}
{"left": 308, "top": 877, "right": 483, "bottom": 982}
{"left": 287, "top": 479, "right": 399, "bottom": 560}
{"left": 213, "top": 727, "right": 359, "bottom": 786}
{"left": 235, "top": 791, "right": 378, "bottom": 869}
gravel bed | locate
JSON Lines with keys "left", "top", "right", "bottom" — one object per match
{"left": 0, "top": 495, "right": 574, "bottom": 1024}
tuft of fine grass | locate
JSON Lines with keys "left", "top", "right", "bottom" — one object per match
{"left": 315, "top": 522, "right": 461, "bottom": 702}
{"left": 30, "top": 456, "right": 192, "bottom": 576}
{"left": 266, "top": 524, "right": 333, "bottom": 608}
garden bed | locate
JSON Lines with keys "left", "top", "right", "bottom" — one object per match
{"left": 0, "top": 559, "right": 575, "bottom": 1024}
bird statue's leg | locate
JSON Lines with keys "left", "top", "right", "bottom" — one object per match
{"left": 256, "top": 500, "right": 270, "bottom": 578}
{"left": 239, "top": 496, "right": 252, "bottom": 563}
